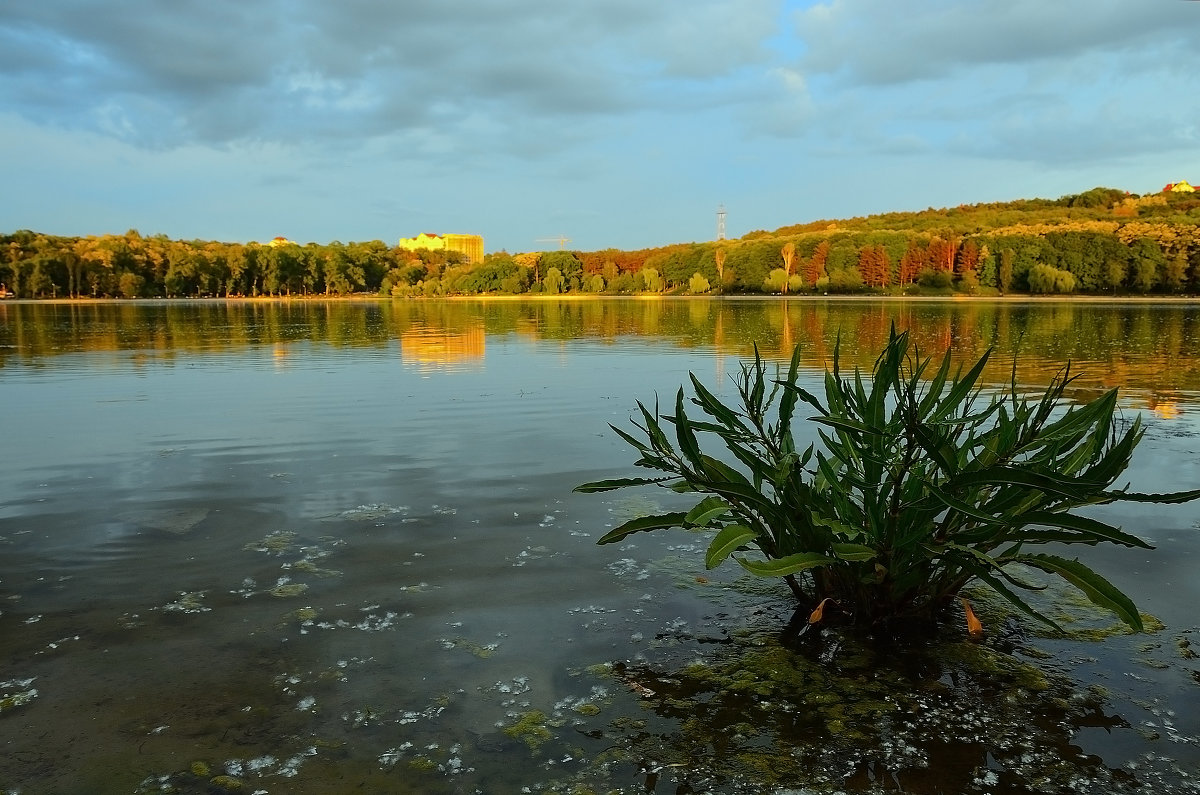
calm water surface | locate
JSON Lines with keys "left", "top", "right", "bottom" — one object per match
{"left": 1, "top": 298, "right": 1198, "bottom": 794}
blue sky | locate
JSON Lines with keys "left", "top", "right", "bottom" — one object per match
{"left": 1, "top": 1, "right": 1197, "bottom": 254}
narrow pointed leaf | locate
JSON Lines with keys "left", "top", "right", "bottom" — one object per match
{"left": 1019, "top": 511, "right": 1151, "bottom": 549}
{"left": 967, "top": 567, "right": 1064, "bottom": 633}
{"left": 574, "top": 476, "right": 675, "bottom": 493}
{"left": 685, "top": 496, "right": 731, "bottom": 527}
{"left": 1103, "top": 486, "right": 1200, "bottom": 504}
{"left": 831, "top": 543, "right": 876, "bottom": 562}
{"left": 597, "top": 512, "right": 688, "bottom": 545}
{"left": 735, "top": 552, "right": 835, "bottom": 578}
{"left": 1015, "top": 553, "right": 1143, "bottom": 632}
{"left": 706, "top": 524, "right": 759, "bottom": 569}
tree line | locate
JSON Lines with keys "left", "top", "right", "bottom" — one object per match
{"left": 4, "top": 187, "right": 1199, "bottom": 299}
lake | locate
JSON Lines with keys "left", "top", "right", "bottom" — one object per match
{"left": 1, "top": 297, "right": 1198, "bottom": 794}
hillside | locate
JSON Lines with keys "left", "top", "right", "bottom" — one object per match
{"left": 3, "top": 186, "right": 1199, "bottom": 298}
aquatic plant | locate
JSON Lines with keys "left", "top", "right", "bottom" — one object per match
{"left": 577, "top": 327, "right": 1200, "bottom": 633}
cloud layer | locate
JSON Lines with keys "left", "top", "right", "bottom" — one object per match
{"left": 1, "top": 1, "right": 1196, "bottom": 250}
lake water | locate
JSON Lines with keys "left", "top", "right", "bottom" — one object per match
{"left": 1, "top": 298, "right": 1198, "bottom": 794}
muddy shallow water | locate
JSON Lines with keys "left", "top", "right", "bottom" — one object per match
{"left": 1, "top": 298, "right": 1198, "bottom": 794}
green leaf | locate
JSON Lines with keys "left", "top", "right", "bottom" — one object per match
{"left": 673, "top": 388, "right": 705, "bottom": 468}
{"left": 779, "top": 381, "right": 828, "bottom": 414}
{"left": 929, "top": 347, "right": 991, "bottom": 424}
{"left": 1015, "top": 553, "right": 1143, "bottom": 632}
{"left": 706, "top": 524, "right": 759, "bottom": 569}
{"left": 1018, "top": 510, "right": 1152, "bottom": 549}
{"left": 811, "top": 415, "right": 884, "bottom": 437}
{"left": 689, "top": 373, "right": 751, "bottom": 433}
{"left": 831, "top": 543, "right": 876, "bottom": 562}
{"left": 596, "top": 512, "right": 688, "bottom": 545}
{"left": 948, "top": 466, "right": 1094, "bottom": 500}
{"left": 735, "top": 552, "right": 835, "bottom": 578}
{"left": 1104, "top": 486, "right": 1200, "bottom": 504}
{"left": 777, "top": 343, "right": 803, "bottom": 438}
{"left": 912, "top": 424, "right": 960, "bottom": 477}
{"left": 967, "top": 566, "right": 1064, "bottom": 633}
{"left": 684, "top": 496, "right": 731, "bottom": 527}
{"left": 637, "top": 401, "right": 675, "bottom": 456}
{"left": 574, "top": 476, "right": 675, "bottom": 493}
{"left": 809, "top": 512, "right": 860, "bottom": 539}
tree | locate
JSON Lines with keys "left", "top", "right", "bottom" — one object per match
{"left": 514, "top": 252, "right": 542, "bottom": 284}
{"left": 1028, "top": 264, "right": 1077, "bottom": 294}
{"left": 926, "top": 236, "right": 955, "bottom": 274}
{"left": 1103, "top": 258, "right": 1127, "bottom": 294}
{"left": 780, "top": 242, "right": 796, "bottom": 294}
{"left": 998, "top": 248, "right": 1015, "bottom": 293}
{"left": 1163, "top": 251, "right": 1188, "bottom": 293}
{"left": 1133, "top": 259, "right": 1158, "bottom": 293}
{"left": 763, "top": 268, "right": 788, "bottom": 293}
{"left": 858, "top": 245, "right": 891, "bottom": 289}
{"left": 954, "top": 240, "right": 980, "bottom": 276}
{"left": 1130, "top": 238, "right": 1166, "bottom": 293}
{"left": 543, "top": 266, "right": 565, "bottom": 294}
{"left": 541, "top": 250, "right": 583, "bottom": 286}
{"left": 898, "top": 240, "right": 926, "bottom": 287}
{"left": 803, "top": 240, "right": 830, "bottom": 287}
{"left": 828, "top": 267, "right": 864, "bottom": 293}
{"left": 118, "top": 271, "right": 145, "bottom": 298}
{"left": 639, "top": 267, "right": 664, "bottom": 292}
{"left": 688, "top": 272, "right": 711, "bottom": 294}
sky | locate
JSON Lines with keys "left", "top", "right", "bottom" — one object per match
{"left": 1, "top": 1, "right": 1198, "bottom": 254}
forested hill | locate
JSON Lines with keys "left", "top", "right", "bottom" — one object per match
{"left": 3, "top": 186, "right": 1199, "bottom": 299}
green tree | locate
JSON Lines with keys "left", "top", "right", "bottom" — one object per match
{"left": 998, "top": 248, "right": 1015, "bottom": 293}
{"left": 1103, "top": 258, "right": 1127, "bottom": 294}
{"left": 828, "top": 267, "right": 864, "bottom": 293}
{"left": 639, "top": 267, "right": 664, "bottom": 292}
{"left": 543, "top": 266, "right": 565, "bottom": 294}
{"left": 763, "top": 268, "right": 788, "bottom": 293}
{"left": 1028, "top": 264, "right": 1077, "bottom": 294}
{"left": 541, "top": 251, "right": 583, "bottom": 286}
{"left": 1130, "top": 238, "right": 1166, "bottom": 293}
{"left": 1163, "top": 251, "right": 1188, "bottom": 293}
{"left": 118, "top": 271, "right": 145, "bottom": 298}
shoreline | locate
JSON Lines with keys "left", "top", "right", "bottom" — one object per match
{"left": 6, "top": 293, "right": 1200, "bottom": 306}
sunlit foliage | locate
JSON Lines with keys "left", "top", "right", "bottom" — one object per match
{"left": 578, "top": 328, "right": 1200, "bottom": 633}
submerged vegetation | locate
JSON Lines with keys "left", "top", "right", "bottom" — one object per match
{"left": 579, "top": 328, "right": 1200, "bottom": 634}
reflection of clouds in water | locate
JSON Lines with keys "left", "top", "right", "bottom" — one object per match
{"left": 5, "top": 300, "right": 1200, "bottom": 794}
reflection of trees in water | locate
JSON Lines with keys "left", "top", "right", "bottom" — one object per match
{"left": 3, "top": 299, "right": 1199, "bottom": 412}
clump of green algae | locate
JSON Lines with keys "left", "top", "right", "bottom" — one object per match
{"left": 502, "top": 709, "right": 557, "bottom": 751}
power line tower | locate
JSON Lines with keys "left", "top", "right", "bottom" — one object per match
{"left": 716, "top": 205, "right": 726, "bottom": 241}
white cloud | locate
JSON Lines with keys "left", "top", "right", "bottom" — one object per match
{"left": 2, "top": 1, "right": 1197, "bottom": 252}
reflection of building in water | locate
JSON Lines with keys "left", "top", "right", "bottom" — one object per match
{"left": 400, "top": 326, "right": 486, "bottom": 370}
{"left": 397, "top": 233, "right": 485, "bottom": 264}
{"left": 1148, "top": 395, "right": 1181, "bottom": 420}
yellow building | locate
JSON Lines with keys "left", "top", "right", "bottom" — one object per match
{"left": 397, "top": 232, "right": 484, "bottom": 264}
